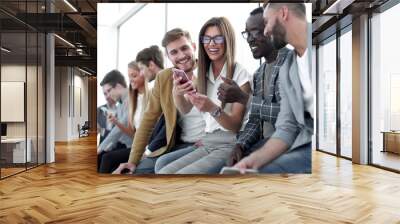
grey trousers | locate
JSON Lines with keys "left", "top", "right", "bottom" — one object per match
{"left": 157, "top": 130, "right": 236, "bottom": 174}
{"left": 134, "top": 143, "right": 194, "bottom": 174}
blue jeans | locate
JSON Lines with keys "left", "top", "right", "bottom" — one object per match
{"left": 134, "top": 143, "right": 193, "bottom": 174}
{"left": 157, "top": 131, "right": 236, "bottom": 174}
{"left": 134, "top": 157, "right": 159, "bottom": 174}
{"left": 154, "top": 146, "right": 196, "bottom": 173}
{"left": 258, "top": 143, "right": 312, "bottom": 174}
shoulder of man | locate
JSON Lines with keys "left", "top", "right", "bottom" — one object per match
{"left": 275, "top": 47, "right": 293, "bottom": 66}
{"left": 97, "top": 104, "right": 105, "bottom": 112}
{"left": 155, "top": 68, "right": 174, "bottom": 82}
{"left": 277, "top": 50, "right": 297, "bottom": 87}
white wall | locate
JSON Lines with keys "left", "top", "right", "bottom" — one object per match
{"left": 1, "top": 65, "right": 33, "bottom": 137}
{"left": 55, "top": 67, "right": 68, "bottom": 141}
{"left": 1, "top": 64, "right": 46, "bottom": 163}
{"left": 54, "top": 67, "right": 89, "bottom": 141}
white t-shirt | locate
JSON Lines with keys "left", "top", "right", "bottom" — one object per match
{"left": 133, "top": 93, "right": 144, "bottom": 129}
{"left": 178, "top": 106, "right": 205, "bottom": 143}
{"left": 133, "top": 81, "right": 154, "bottom": 129}
{"left": 177, "top": 68, "right": 206, "bottom": 143}
{"left": 203, "top": 62, "right": 251, "bottom": 133}
{"left": 296, "top": 49, "right": 314, "bottom": 119}
{"left": 148, "top": 79, "right": 155, "bottom": 90}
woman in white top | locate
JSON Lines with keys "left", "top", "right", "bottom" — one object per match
{"left": 98, "top": 61, "right": 150, "bottom": 173}
{"left": 157, "top": 17, "right": 251, "bottom": 174}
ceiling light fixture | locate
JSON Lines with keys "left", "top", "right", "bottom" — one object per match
{"left": 54, "top": 34, "right": 75, "bottom": 48}
{"left": 323, "top": 0, "right": 354, "bottom": 15}
{"left": 63, "top": 0, "right": 78, "bottom": 12}
{"left": 78, "top": 67, "right": 92, "bottom": 76}
{"left": 1, "top": 47, "right": 11, "bottom": 53}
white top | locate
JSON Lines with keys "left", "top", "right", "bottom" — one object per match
{"left": 178, "top": 68, "right": 205, "bottom": 142}
{"left": 178, "top": 106, "right": 205, "bottom": 143}
{"left": 203, "top": 62, "right": 251, "bottom": 133}
{"left": 148, "top": 79, "right": 155, "bottom": 90}
{"left": 133, "top": 93, "right": 144, "bottom": 129}
{"left": 296, "top": 49, "right": 314, "bottom": 119}
{"left": 133, "top": 80, "right": 154, "bottom": 130}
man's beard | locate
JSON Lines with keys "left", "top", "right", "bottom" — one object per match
{"left": 270, "top": 20, "right": 287, "bottom": 50}
{"left": 182, "top": 58, "right": 196, "bottom": 73}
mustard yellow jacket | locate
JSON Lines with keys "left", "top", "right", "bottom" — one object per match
{"left": 128, "top": 68, "right": 177, "bottom": 165}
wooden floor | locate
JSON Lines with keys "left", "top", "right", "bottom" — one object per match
{"left": 1, "top": 163, "right": 44, "bottom": 178}
{"left": 1, "top": 167, "right": 26, "bottom": 178}
{"left": 0, "top": 135, "right": 400, "bottom": 223}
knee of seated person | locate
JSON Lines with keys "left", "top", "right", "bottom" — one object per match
{"left": 101, "top": 151, "right": 113, "bottom": 161}
{"left": 154, "top": 159, "right": 165, "bottom": 173}
{"left": 156, "top": 167, "right": 172, "bottom": 174}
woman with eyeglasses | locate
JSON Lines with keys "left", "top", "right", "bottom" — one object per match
{"left": 156, "top": 17, "right": 251, "bottom": 174}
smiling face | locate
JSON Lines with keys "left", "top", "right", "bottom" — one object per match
{"left": 166, "top": 36, "right": 196, "bottom": 73}
{"left": 203, "top": 26, "right": 225, "bottom": 63}
{"left": 102, "top": 83, "right": 121, "bottom": 102}
{"left": 128, "top": 67, "right": 144, "bottom": 90}
{"left": 245, "top": 13, "right": 274, "bottom": 59}
{"left": 263, "top": 6, "right": 288, "bottom": 50}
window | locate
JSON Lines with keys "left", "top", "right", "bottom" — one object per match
{"left": 0, "top": 1, "right": 46, "bottom": 179}
{"left": 371, "top": 3, "right": 400, "bottom": 171}
{"left": 117, "top": 4, "right": 166, "bottom": 73}
{"left": 165, "top": 3, "right": 259, "bottom": 72}
{"left": 317, "top": 36, "right": 337, "bottom": 155}
{"left": 339, "top": 28, "right": 352, "bottom": 158}
{"left": 98, "top": 3, "right": 312, "bottom": 107}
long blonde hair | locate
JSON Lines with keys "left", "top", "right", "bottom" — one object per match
{"left": 197, "top": 17, "right": 236, "bottom": 95}
{"left": 128, "top": 61, "right": 149, "bottom": 127}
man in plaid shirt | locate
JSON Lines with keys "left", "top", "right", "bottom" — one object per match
{"left": 217, "top": 7, "right": 290, "bottom": 166}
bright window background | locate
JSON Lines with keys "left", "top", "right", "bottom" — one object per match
{"left": 339, "top": 28, "right": 352, "bottom": 158}
{"left": 97, "top": 3, "right": 126, "bottom": 107}
{"left": 371, "top": 3, "right": 400, "bottom": 169}
{"left": 98, "top": 3, "right": 312, "bottom": 107}
{"left": 117, "top": 4, "right": 166, "bottom": 73}
{"left": 312, "top": 46, "right": 317, "bottom": 150}
{"left": 165, "top": 3, "right": 259, "bottom": 70}
{"left": 318, "top": 36, "right": 337, "bottom": 154}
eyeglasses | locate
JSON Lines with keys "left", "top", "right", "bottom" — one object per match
{"left": 241, "top": 30, "right": 263, "bottom": 39}
{"left": 200, "top": 35, "right": 225, "bottom": 44}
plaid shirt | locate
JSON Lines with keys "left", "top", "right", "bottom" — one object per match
{"left": 237, "top": 48, "right": 290, "bottom": 151}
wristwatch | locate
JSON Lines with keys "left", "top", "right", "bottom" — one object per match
{"left": 210, "top": 106, "right": 222, "bottom": 118}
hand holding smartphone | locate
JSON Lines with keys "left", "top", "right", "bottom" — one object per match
{"left": 172, "top": 68, "right": 196, "bottom": 94}
{"left": 172, "top": 68, "right": 190, "bottom": 84}
{"left": 121, "top": 168, "right": 133, "bottom": 174}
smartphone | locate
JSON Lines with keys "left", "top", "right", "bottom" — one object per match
{"left": 172, "top": 68, "right": 190, "bottom": 84}
{"left": 172, "top": 68, "right": 195, "bottom": 92}
{"left": 121, "top": 168, "right": 132, "bottom": 174}
{"left": 220, "top": 167, "right": 259, "bottom": 175}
